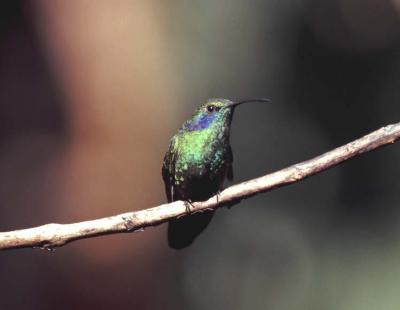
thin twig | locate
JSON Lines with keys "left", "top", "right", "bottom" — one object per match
{"left": 1, "top": 123, "right": 400, "bottom": 250}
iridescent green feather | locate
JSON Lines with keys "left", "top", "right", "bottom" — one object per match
{"left": 162, "top": 97, "right": 268, "bottom": 249}
{"left": 164, "top": 111, "right": 232, "bottom": 189}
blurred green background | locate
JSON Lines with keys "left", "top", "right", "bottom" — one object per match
{"left": 0, "top": 0, "right": 400, "bottom": 309}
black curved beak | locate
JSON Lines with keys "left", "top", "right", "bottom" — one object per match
{"left": 227, "top": 98, "right": 271, "bottom": 108}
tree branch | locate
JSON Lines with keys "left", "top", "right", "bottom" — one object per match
{"left": 1, "top": 123, "right": 400, "bottom": 251}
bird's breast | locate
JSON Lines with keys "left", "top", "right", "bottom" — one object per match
{"left": 173, "top": 129, "right": 228, "bottom": 189}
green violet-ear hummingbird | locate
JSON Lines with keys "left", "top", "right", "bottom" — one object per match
{"left": 162, "top": 98, "right": 270, "bottom": 249}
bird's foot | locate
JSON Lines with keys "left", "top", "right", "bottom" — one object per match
{"left": 184, "top": 200, "right": 194, "bottom": 214}
{"left": 216, "top": 191, "right": 221, "bottom": 204}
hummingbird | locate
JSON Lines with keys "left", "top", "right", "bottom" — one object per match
{"left": 162, "top": 98, "right": 270, "bottom": 249}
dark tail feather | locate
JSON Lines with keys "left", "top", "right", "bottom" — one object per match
{"left": 167, "top": 211, "right": 214, "bottom": 249}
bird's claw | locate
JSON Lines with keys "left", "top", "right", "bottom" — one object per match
{"left": 216, "top": 191, "right": 221, "bottom": 204}
{"left": 184, "top": 200, "right": 194, "bottom": 214}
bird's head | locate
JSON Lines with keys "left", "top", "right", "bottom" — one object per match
{"left": 184, "top": 98, "right": 270, "bottom": 131}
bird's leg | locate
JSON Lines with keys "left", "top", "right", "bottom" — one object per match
{"left": 216, "top": 190, "right": 221, "bottom": 204}
{"left": 184, "top": 200, "right": 194, "bottom": 214}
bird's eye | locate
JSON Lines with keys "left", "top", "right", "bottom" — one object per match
{"left": 207, "top": 105, "right": 215, "bottom": 113}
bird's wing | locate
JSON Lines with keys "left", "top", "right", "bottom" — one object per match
{"left": 161, "top": 165, "right": 173, "bottom": 202}
{"left": 226, "top": 144, "right": 234, "bottom": 181}
{"left": 162, "top": 136, "right": 178, "bottom": 202}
